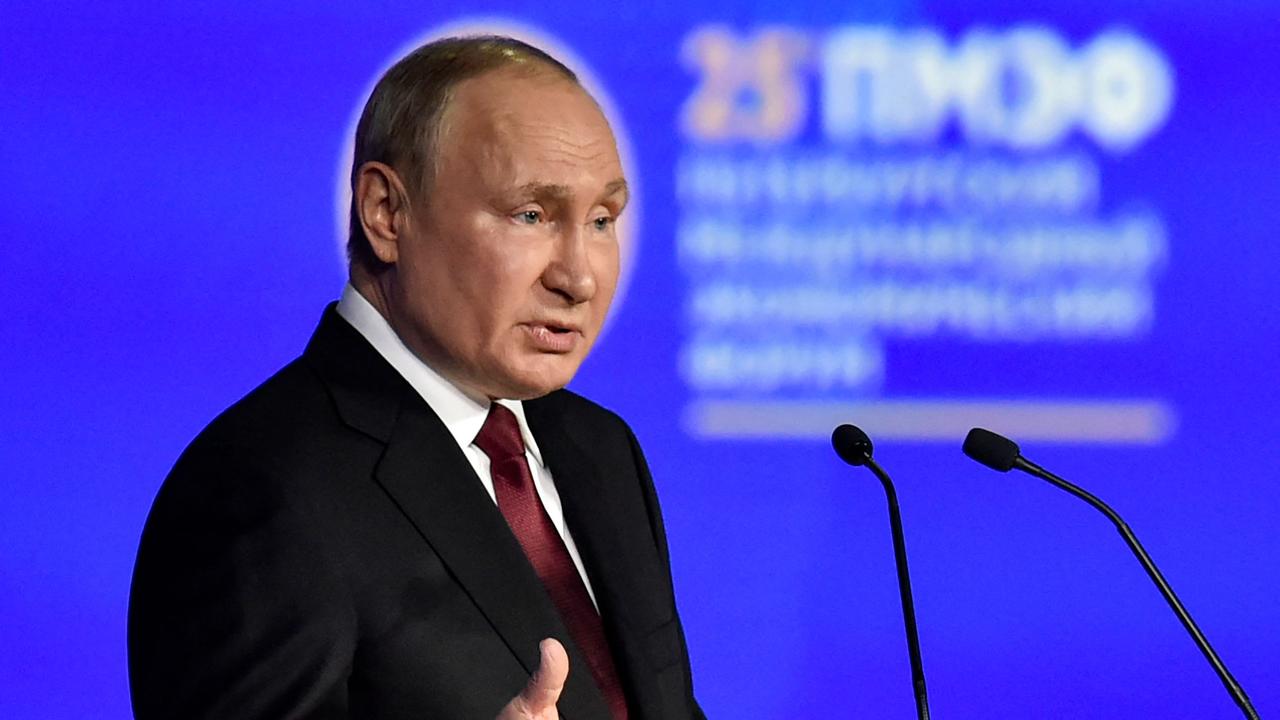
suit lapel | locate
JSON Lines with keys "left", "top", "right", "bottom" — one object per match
{"left": 305, "top": 307, "right": 613, "bottom": 719}
{"left": 526, "top": 395, "right": 673, "bottom": 720}
{"left": 375, "top": 399, "right": 553, "bottom": 663}
{"left": 374, "top": 399, "right": 613, "bottom": 719}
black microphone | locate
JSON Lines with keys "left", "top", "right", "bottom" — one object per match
{"left": 832, "top": 424, "right": 930, "bottom": 720}
{"left": 963, "top": 427, "right": 1260, "bottom": 720}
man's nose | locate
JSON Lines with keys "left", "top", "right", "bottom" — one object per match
{"left": 541, "top": 223, "right": 598, "bottom": 304}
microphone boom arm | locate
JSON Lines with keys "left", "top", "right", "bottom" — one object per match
{"left": 1013, "top": 456, "right": 1260, "bottom": 720}
{"left": 865, "top": 455, "right": 931, "bottom": 720}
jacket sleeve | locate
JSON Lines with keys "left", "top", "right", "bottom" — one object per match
{"left": 128, "top": 442, "right": 356, "bottom": 719}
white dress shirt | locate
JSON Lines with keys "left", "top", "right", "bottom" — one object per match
{"left": 336, "top": 284, "right": 598, "bottom": 606}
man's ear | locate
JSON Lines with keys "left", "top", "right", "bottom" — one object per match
{"left": 354, "top": 161, "right": 411, "bottom": 265}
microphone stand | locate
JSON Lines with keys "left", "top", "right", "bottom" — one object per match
{"left": 863, "top": 454, "right": 931, "bottom": 720}
{"left": 1013, "top": 456, "right": 1260, "bottom": 720}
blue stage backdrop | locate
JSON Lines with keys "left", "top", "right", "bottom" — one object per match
{"left": 3, "top": 2, "right": 1278, "bottom": 718}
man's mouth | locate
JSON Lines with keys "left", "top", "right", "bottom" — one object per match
{"left": 523, "top": 322, "right": 582, "bottom": 352}
{"left": 529, "top": 319, "right": 582, "bottom": 334}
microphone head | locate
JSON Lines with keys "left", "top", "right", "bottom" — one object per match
{"left": 963, "top": 427, "right": 1021, "bottom": 472}
{"left": 831, "top": 424, "right": 874, "bottom": 466}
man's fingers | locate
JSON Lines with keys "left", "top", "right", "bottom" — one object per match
{"left": 522, "top": 638, "right": 569, "bottom": 711}
{"left": 497, "top": 638, "right": 569, "bottom": 719}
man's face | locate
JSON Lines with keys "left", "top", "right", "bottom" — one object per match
{"left": 385, "top": 67, "right": 626, "bottom": 400}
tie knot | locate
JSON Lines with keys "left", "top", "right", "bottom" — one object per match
{"left": 474, "top": 403, "right": 526, "bottom": 463}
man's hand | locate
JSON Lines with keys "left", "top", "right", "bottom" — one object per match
{"left": 497, "top": 638, "right": 569, "bottom": 720}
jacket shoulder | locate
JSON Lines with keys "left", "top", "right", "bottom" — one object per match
{"left": 532, "top": 387, "right": 633, "bottom": 437}
{"left": 196, "top": 357, "right": 335, "bottom": 450}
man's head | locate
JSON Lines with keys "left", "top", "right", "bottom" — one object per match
{"left": 349, "top": 36, "right": 627, "bottom": 401}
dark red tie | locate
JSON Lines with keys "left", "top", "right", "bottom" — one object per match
{"left": 474, "top": 403, "right": 629, "bottom": 720}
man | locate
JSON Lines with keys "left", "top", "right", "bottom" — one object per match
{"left": 128, "top": 36, "right": 704, "bottom": 720}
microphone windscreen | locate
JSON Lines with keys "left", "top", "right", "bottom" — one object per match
{"left": 831, "top": 424, "right": 874, "bottom": 467}
{"left": 963, "top": 428, "right": 1021, "bottom": 471}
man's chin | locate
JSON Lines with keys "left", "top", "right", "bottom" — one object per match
{"left": 483, "top": 361, "right": 581, "bottom": 401}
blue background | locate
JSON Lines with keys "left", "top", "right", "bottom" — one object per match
{"left": 2, "top": 2, "right": 1278, "bottom": 718}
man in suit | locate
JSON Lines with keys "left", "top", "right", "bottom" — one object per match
{"left": 128, "top": 35, "right": 704, "bottom": 719}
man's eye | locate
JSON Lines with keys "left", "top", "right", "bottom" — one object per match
{"left": 592, "top": 216, "right": 614, "bottom": 231}
{"left": 517, "top": 210, "right": 542, "bottom": 224}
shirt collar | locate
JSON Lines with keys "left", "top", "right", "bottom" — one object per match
{"left": 335, "top": 283, "right": 546, "bottom": 468}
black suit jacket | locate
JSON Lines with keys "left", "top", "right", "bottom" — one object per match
{"left": 128, "top": 307, "right": 704, "bottom": 719}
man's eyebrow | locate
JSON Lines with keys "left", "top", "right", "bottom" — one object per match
{"left": 602, "top": 179, "right": 629, "bottom": 209}
{"left": 513, "top": 182, "right": 573, "bottom": 201}
{"left": 509, "top": 179, "right": 630, "bottom": 208}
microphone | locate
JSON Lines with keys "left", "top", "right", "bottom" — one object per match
{"left": 962, "top": 428, "right": 1260, "bottom": 720}
{"left": 832, "top": 424, "right": 930, "bottom": 720}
